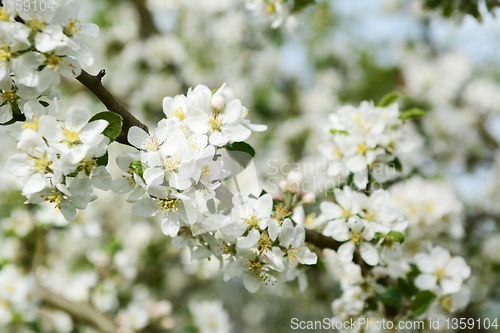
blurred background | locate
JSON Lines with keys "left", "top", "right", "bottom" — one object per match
{"left": 1, "top": 0, "right": 500, "bottom": 332}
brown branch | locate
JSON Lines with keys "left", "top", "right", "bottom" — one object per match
{"left": 37, "top": 285, "right": 118, "bottom": 333}
{"left": 305, "top": 229, "right": 340, "bottom": 250}
{"left": 76, "top": 69, "right": 149, "bottom": 146}
{"left": 130, "top": 0, "right": 159, "bottom": 38}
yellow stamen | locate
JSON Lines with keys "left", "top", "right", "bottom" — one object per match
{"left": 62, "top": 128, "right": 81, "bottom": 145}
{"left": 1, "top": 90, "right": 18, "bottom": 104}
{"left": 22, "top": 118, "right": 39, "bottom": 131}
{"left": 201, "top": 165, "right": 210, "bottom": 177}
{"left": 0, "top": 44, "right": 11, "bottom": 62}
{"left": 26, "top": 19, "right": 46, "bottom": 32}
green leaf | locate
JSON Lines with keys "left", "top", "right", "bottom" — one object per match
{"left": 0, "top": 118, "right": 17, "bottom": 126}
{"left": 412, "top": 290, "right": 436, "bottom": 317}
{"left": 95, "top": 152, "right": 109, "bottom": 167}
{"left": 377, "top": 91, "right": 401, "bottom": 107}
{"left": 225, "top": 142, "right": 255, "bottom": 168}
{"left": 294, "top": 0, "right": 316, "bottom": 11}
{"left": 398, "top": 277, "right": 418, "bottom": 298}
{"left": 129, "top": 160, "right": 148, "bottom": 178}
{"left": 330, "top": 129, "right": 348, "bottom": 135}
{"left": 387, "top": 231, "right": 405, "bottom": 243}
{"left": 378, "top": 286, "right": 402, "bottom": 307}
{"left": 399, "top": 108, "right": 428, "bottom": 122}
{"left": 39, "top": 100, "right": 49, "bottom": 107}
{"left": 375, "top": 231, "right": 405, "bottom": 244}
{"left": 389, "top": 156, "right": 403, "bottom": 172}
{"left": 89, "top": 111, "right": 123, "bottom": 141}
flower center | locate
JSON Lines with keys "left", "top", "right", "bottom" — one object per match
{"left": 341, "top": 207, "right": 351, "bottom": 219}
{"left": 26, "top": 19, "right": 46, "bottom": 32}
{"left": 244, "top": 214, "right": 261, "bottom": 229}
{"left": 64, "top": 19, "right": 80, "bottom": 36}
{"left": 435, "top": 268, "right": 447, "bottom": 282}
{"left": 357, "top": 143, "right": 367, "bottom": 154}
{"left": 41, "top": 192, "right": 63, "bottom": 209}
{"left": 81, "top": 158, "right": 97, "bottom": 173}
{"left": 144, "top": 136, "right": 161, "bottom": 152}
{"left": 46, "top": 54, "right": 64, "bottom": 71}
{"left": 164, "top": 156, "right": 180, "bottom": 172}
{"left": 258, "top": 232, "right": 272, "bottom": 253}
{"left": 1, "top": 90, "right": 18, "bottom": 104}
{"left": 0, "top": 44, "right": 11, "bottom": 62}
{"left": 288, "top": 247, "right": 305, "bottom": 265}
{"left": 0, "top": 8, "right": 10, "bottom": 22}
{"left": 171, "top": 107, "right": 185, "bottom": 120}
{"left": 266, "top": 4, "right": 276, "bottom": 13}
{"left": 62, "top": 128, "right": 81, "bottom": 145}
{"left": 158, "top": 198, "right": 180, "bottom": 216}
{"left": 274, "top": 204, "right": 289, "bottom": 222}
{"left": 351, "top": 232, "right": 363, "bottom": 245}
{"left": 209, "top": 113, "right": 223, "bottom": 132}
{"left": 22, "top": 118, "right": 40, "bottom": 132}
{"left": 32, "top": 155, "right": 52, "bottom": 173}
{"left": 201, "top": 165, "right": 210, "bottom": 177}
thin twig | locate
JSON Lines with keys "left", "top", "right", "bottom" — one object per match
{"left": 76, "top": 69, "right": 149, "bottom": 146}
{"left": 37, "top": 285, "right": 118, "bottom": 333}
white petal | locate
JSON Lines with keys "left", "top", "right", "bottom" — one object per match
{"left": 337, "top": 241, "right": 355, "bottom": 264}
{"left": 415, "top": 274, "right": 438, "bottom": 291}
{"left": 359, "top": 242, "right": 379, "bottom": 266}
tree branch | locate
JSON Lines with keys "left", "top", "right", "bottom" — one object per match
{"left": 76, "top": 69, "right": 149, "bottom": 146}
{"left": 130, "top": 0, "right": 159, "bottom": 38}
{"left": 305, "top": 229, "right": 340, "bottom": 250}
{"left": 37, "top": 285, "right": 118, "bottom": 333}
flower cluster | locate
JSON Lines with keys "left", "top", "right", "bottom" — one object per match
{"left": 5, "top": 101, "right": 111, "bottom": 220}
{"left": 113, "top": 83, "right": 265, "bottom": 235}
{"left": 0, "top": 264, "right": 36, "bottom": 326}
{"left": 245, "top": 0, "right": 295, "bottom": 29}
{"left": 317, "top": 186, "right": 407, "bottom": 266}
{"left": 413, "top": 246, "right": 471, "bottom": 320}
{"left": 0, "top": 0, "right": 98, "bottom": 123}
{"left": 389, "top": 176, "right": 464, "bottom": 244}
{"left": 319, "top": 100, "right": 422, "bottom": 189}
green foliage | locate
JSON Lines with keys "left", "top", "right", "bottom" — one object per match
{"left": 375, "top": 231, "right": 405, "bottom": 243}
{"left": 225, "top": 141, "right": 256, "bottom": 168}
{"left": 96, "top": 152, "right": 109, "bottom": 167}
{"left": 129, "top": 160, "right": 148, "bottom": 179}
{"left": 400, "top": 108, "right": 428, "bottom": 122}
{"left": 338, "top": 53, "right": 400, "bottom": 104}
{"left": 89, "top": 111, "right": 123, "bottom": 142}
{"left": 423, "top": 0, "right": 500, "bottom": 22}
{"left": 412, "top": 290, "right": 437, "bottom": 317}
{"left": 378, "top": 286, "right": 403, "bottom": 307}
{"left": 330, "top": 129, "right": 348, "bottom": 135}
{"left": 377, "top": 91, "right": 401, "bottom": 107}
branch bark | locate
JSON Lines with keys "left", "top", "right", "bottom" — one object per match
{"left": 76, "top": 69, "right": 149, "bottom": 146}
{"left": 37, "top": 285, "right": 118, "bottom": 333}
{"left": 130, "top": 0, "right": 159, "bottom": 38}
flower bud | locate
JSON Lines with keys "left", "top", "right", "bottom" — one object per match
{"left": 278, "top": 180, "right": 288, "bottom": 191}
{"left": 211, "top": 95, "right": 225, "bottom": 111}
{"left": 274, "top": 193, "right": 284, "bottom": 201}
{"left": 302, "top": 192, "right": 316, "bottom": 204}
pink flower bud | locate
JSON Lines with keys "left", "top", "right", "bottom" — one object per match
{"left": 211, "top": 95, "right": 225, "bottom": 110}
{"left": 278, "top": 180, "right": 288, "bottom": 191}
{"left": 303, "top": 192, "right": 316, "bottom": 204}
{"left": 274, "top": 193, "right": 284, "bottom": 201}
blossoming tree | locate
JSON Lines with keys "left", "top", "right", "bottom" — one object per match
{"left": 0, "top": 0, "right": 499, "bottom": 332}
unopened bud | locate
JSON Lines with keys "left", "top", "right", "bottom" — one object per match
{"left": 302, "top": 192, "right": 316, "bottom": 204}
{"left": 211, "top": 95, "right": 225, "bottom": 111}
{"left": 274, "top": 193, "right": 284, "bottom": 201}
{"left": 278, "top": 180, "right": 288, "bottom": 191}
